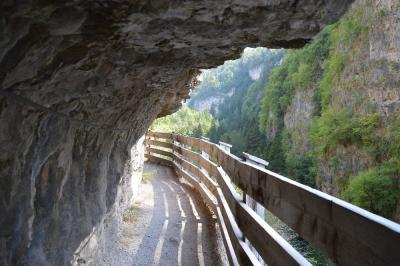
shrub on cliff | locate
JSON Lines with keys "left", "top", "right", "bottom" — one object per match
{"left": 344, "top": 167, "right": 399, "bottom": 217}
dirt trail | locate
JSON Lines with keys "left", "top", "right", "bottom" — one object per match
{"left": 97, "top": 162, "right": 226, "bottom": 266}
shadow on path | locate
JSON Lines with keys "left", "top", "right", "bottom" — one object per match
{"left": 131, "top": 162, "right": 224, "bottom": 266}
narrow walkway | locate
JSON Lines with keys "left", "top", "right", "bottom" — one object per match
{"left": 98, "top": 162, "right": 226, "bottom": 266}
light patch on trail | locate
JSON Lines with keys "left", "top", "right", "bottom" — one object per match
{"left": 153, "top": 191, "right": 169, "bottom": 265}
{"left": 178, "top": 221, "right": 186, "bottom": 266}
{"left": 197, "top": 223, "right": 205, "bottom": 266}
{"left": 187, "top": 191, "right": 200, "bottom": 220}
{"left": 167, "top": 182, "right": 186, "bottom": 218}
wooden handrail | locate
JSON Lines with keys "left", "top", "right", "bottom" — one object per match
{"left": 145, "top": 139, "right": 173, "bottom": 149}
{"left": 145, "top": 132, "right": 400, "bottom": 266}
{"left": 147, "top": 130, "right": 173, "bottom": 139}
{"left": 146, "top": 147, "right": 173, "bottom": 158}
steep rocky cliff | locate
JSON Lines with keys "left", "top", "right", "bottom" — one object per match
{"left": 0, "top": 1, "right": 353, "bottom": 265}
{"left": 316, "top": 0, "right": 400, "bottom": 219}
{"left": 259, "top": 0, "right": 400, "bottom": 220}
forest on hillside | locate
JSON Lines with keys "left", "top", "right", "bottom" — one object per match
{"left": 150, "top": 105, "right": 213, "bottom": 137}
{"left": 151, "top": 3, "right": 400, "bottom": 223}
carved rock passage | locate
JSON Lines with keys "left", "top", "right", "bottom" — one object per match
{"left": 0, "top": 0, "right": 352, "bottom": 265}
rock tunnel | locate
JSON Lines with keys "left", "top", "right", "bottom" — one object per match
{"left": 0, "top": 1, "right": 355, "bottom": 265}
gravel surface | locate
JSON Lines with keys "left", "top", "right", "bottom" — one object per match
{"left": 96, "top": 162, "right": 227, "bottom": 266}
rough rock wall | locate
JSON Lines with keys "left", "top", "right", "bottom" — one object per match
{"left": 280, "top": 0, "right": 399, "bottom": 199}
{"left": 283, "top": 89, "right": 315, "bottom": 155}
{"left": 0, "top": 0, "right": 353, "bottom": 265}
{"left": 190, "top": 95, "right": 225, "bottom": 112}
{"left": 190, "top": 88, "right": 235, "bottom": 112}
{"left": 0, "top": 97, "right": 146, "bottom": 265}
{"left": 318, "top": 0, "right": 400, "bottom": 195}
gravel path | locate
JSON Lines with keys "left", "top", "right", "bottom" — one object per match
{"left": 97, "top": 162, "right": 227, "bottom": 266}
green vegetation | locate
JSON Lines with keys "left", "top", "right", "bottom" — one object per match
{"left": 342, "top": 120, "right": 400, "bottom": 218}
{"left": 141, "top": 171, "right": 154, "bottom": 184}
{"left": 259, "top": 25, "right": 332, "bottom": 179}
{"left": 199, "top": 48, "right": 284, "bottom": 156}
{"left": 310, "top": 110, "right": 381, "bottom": 157}
{"left": 123, "top": 206, "right": 140, "bottom": 223}
{"left": 257, "top": 4, "right": 399, "bottom": 219}
{"left": 344, "top": 168, "right": 398, "bottom": 217}
{"left": 319, "top": 8, "right": 367, "bottom": 110}
{"left": 150, "top": 105, "right": 213, "bottom": 137}
{"left": 310, "top": 109, "right": 400, "bottom": 217}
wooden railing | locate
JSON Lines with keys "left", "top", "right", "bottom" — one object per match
{"left": 145, "top": 131, "right": 400, "bottom": 266}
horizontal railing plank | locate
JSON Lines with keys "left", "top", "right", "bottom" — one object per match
{"left": 215, "top": 186, "right": 261, "bottom": 266}
{"left": 147, "top": 131, "right": 173, "bottom": 139}
{"left": 172, "top": 145, "right": 218, "bottom": 196}
{"left": 215, "top": 206, "right": 239, "bottom": 266}
{"left": 145, "top": 139, "right": 173, "bottom": 149}
{"left": 174, "top": 133, "right": 400, "bottom": 266}
{"left": 215, "top": 166, "right": 310, "bottom": 266}
{"left": 172, "top": 140, "right": 310, "bottom": 264}
{"left": 173, "top": 161, "right": 217, "bottom": 212}
{"left": 172, "top": 161, "right": 238, "bottom": 266}
{"left": 172, "top": 142, "right": 307, "bottom": 265}
{"left": 146, "top": 147, "right": 173, "bottom": 158}
{"left": 171, "top": 147, "right": 258, "bottom": 265}
{"left": 172, "top": 143, "right": 219, "bottom": 177}
{"left": 144, "top": 153, "right": 172, "bottom": 166}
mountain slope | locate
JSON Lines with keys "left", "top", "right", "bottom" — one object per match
{"left": 189, "top": 48, "right": 284, "bottom": 155}
{"left": 259, "top": 0, "right": 400, "bottom": 220}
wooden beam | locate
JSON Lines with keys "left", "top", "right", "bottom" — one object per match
{"left": 172, "top": 152, "right": 258, "bottom": 266}
{"left": 215, "top": 166, "right": 310, "bottom": 266}
{"left": 173, "top": 143, "right": 219, "bottom": 177}
{"left": 144, "top": 153, "right": 172, "bottom": 166}
{"left": 215, "top": 206, "right": 240, "bottom": 266}
{"left": 215, "top": 187, "right": 261, "bottom": 266}
{"left": 172, "top": 146, "right": 218, "bottom": 196}
{"left": 173, "top": 161, "right": 217, "bottom": 212}
{"left": 172, "top": 162, "right": 238, "bottom": 266}
{"left": 173, "top": 142, "right": 309, "bottom": 264}
{"left": 145, "top": 139, "right": 173, "bottom": 149}
{"left": 146, "top": 147, "right": 173, "bottom": 158}
{"left": 147, "top": 131, "right": 172, "bottom": 139}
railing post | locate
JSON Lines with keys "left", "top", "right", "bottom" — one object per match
{"left": 242, "top": 152, "right": 269, "bottom": 265}
{"left": 172, "top": 132, "right": 182, "bottom": 177}
{"left": 145, "top": 132, "right": 151, "bottom": 156}
{"left": 172, "top": 132, "right": 176, "bottom": 155}
{"left": 201, "top": 136, "right": 210, "bottom": 175}
{"left": 201, "top": 136, "right": 210, "bottom": 159}
{"left": 218, "top": 141, "right": 232, "bottom": 153}
{"left": 219, "top": 141, "right": 247, "bottom": 235}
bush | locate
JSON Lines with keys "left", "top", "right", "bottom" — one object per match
{"left": 343, "top": 168, "right": 398, "bottom": 217}
{"left": 310, "top": 109, "right": 354, "bottom": 156}
{"left": 319, "top": 52, "right": 345, "bottom": 110}
{"left": 311, "top": 110, "right": 381, "bottom": 156}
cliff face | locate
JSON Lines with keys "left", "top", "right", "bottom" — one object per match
{"left": 190, "top": 94, "right": 226, "bottom": 112}
{"left": 272, "top": 0, "right": 400, "bottom": 219}
{"left": 316, "top": 0, "right": 400, "bottom": 194}
{"left": 0, "top": 100, "right": 147, "bottom": 265}
{"left": 0, "top": 0, "right": 353, "bottom": 265}
{"left": 283, "top": 89, "right": 314, "bottom": 155}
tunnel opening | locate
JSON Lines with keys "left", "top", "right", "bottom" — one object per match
{"left": 1, "top": 0, "right": 399, "bottom": 265}
{"left": 148, "top": 46, "right": 336, "bottom": 265}
{"left": 146, "top": 1, "right": 400, "bottom": 264}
